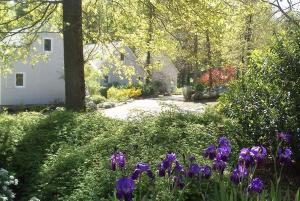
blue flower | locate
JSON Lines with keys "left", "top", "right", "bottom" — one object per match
{"left": 166, "top": 153, "right": 176, "bottom": 162}
{"left": 219, "top": 137, "right": 231, "bottom": 148}
{"left": 277, "top": 132, "right": 292, "bottom": 144}
{"left": 200, "top": 165, "right": 212, "bottom": 179}
{"left": 131, "top": 163, "right": 154, "bottom": 180}
{"left": 204, "top": 144, "right": 217, "bottom": 160}
{"left": 230, "top": 165, "right": 248, "bottom": 184}
{"left": 278, "top": 148, "right": 293, "bottom": 165}
{"left": 187, "top": 163, "right": 201, "bottom": 178}
{"left": 238, "top": 148, "right": 254, "bottom": 167}
{"left": 216, "top": 146, "right": 231, "bottom": 162}
{"left": 247, "top": 178, "right": 264, "bottom": 193}
{"left": 250, "top": 146, "right": 267, "bottom": 165}
{"left": 174, "top": 161, "right": 185, "bottom": 174}
{"left": 111, "top": 152, "right": 126, "bottom": 171}
{"left": 116, "top": 177, "right": 135, "bottom": 201}
{"left": 212, "top": 159, "right": 227, "bottom": 174}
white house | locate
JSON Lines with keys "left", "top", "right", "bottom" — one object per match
{"left": 0, "top": 33, "right": 178, "bottom": 106}
{"left": 0, "top": 33, "right": 65, "bottom": 106}
{"left": 86, "top": 42, "right": 179, "bottom": 93}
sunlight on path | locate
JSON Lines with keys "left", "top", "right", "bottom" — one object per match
{"left": 101, "top": 95, "right": 216, "bottom": 120}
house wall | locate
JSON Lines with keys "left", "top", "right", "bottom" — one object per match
{"left": 0, "top": 33, "right": 65, "bottom": 106}
{"left": 152, "top": 55, "right": 178, "bottom": 93}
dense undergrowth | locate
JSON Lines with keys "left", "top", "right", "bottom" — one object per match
{"left": 0, "top": 107, "right": 242, "bottom": 201}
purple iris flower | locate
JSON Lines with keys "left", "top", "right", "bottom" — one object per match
{"left": 116, "top": 177, "right": 135, "bottom": 201}
{"left": 278, "top": 148, "right": 293, "bottom": 165}
{"left": 174, "top": 161, "right": 185, "bottom": 174}
{"left": 277, "top": 132, "right": 292, "bottom": 144}
{"left": 238, "top": 148, "right": 254, "bottom": 167}
{"left": 157, "top": 162, "right": 166, "bottom": 177}
{"left": 204, "top": 144, "right": 217, "bottom": 160}
{"left": 173, "top": 175, "right": 185, "bottom": 189}
{"left": 247, "top": 178, "right": 264, "bottom": 193}
{"left": 216, "top": 146, "right": 231, "bottom": 162}
{"left": 200, "top": 165, "right": 212, "bottom": 179}
{"left": 166, "top": 153, "right": 177, "bottom": 162}
{"left": 111, "top": 152, "right": 126, "bottom": 171}
{"left": 212, "top": 159, "right": 227, "bottom": 174}
{"left": 219, "top": 137, "right": 231, "bottom": 148}
{"left": 187, "top": 163, "right": 201, "bottom": 178}
{"left": 131, "top": 163, "right": 154, "bottom": 180}
{"left": 250, "top": 146, "right": 267, "bottom": 165}
{"left": 230, "top": 165, "right": 248, "bottom": 184}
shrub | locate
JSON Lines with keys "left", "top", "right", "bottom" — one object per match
{"left": 219, "top": 29, "right": 300, "bottom": 147}
{"left": 107, "top": 86, "right": 141, "bottom": 101}
{"left": 85, "top": 65, "right": 101, "bottom": 96}
{"left": 199, "top": 66, "right": 237, "bottom": 87}
{"left": 0, "top": 168, "right": 18, "bottom": 201}
{"left": 90, "top": 95, "right": 106, "bottom": 104}
{"left": 0, "top": 108, "right": 240, "bottom": 201}
{"left": 193, "top": 83, "right": 206, "bottom": 93}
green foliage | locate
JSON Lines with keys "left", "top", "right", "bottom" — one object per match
{"left": 0, "top": 168, "right": 18, "bottom": 201}
{"left": 219, "top": 29, "right": 300, "bottom": 145}
{"left": 107, "top": 86, "right": 142, "bottom": 101}
{"left": 90, "top": 95, "right": 106, "bottom": 104}
{"left": 0, "top": 108, "right": 240, "bottom": 201}
{"left": 193, "top": 83, "right": 206, "bottom": 93}
{"left": 85, "top": 65, "right": 101, "bottom": 96}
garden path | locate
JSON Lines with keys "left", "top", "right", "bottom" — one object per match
{"left": 101, "top": 95, "right": 216, "bottom": 120}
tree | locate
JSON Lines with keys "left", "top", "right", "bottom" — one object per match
{"left": 63, "top": 0, "right": 85, "bottom": 111}
{"left": 0, "top": 0, "right": 86, "bottom": 111}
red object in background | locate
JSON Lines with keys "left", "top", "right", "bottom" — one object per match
{"left": 199, "top": 66, "right": 237, "bottom": 87}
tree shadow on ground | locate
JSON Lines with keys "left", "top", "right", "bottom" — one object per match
{"left": 11, "top": 111, "right": 77, "bottom": 201}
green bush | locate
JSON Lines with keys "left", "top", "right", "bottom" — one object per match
{"left": 0, "top": 108, "right": 240, "bottom": 201}
{"left": 193, "top": 83, "right": 206, "bottom": 93}
{"left": 107, "top": 86, "right": 141, "bottom": 101}
{"left": 219, "top": 29, "right": 300, "bottom": 146}
{"left": 90, "top": 95, "right": 106, "bottom": 104}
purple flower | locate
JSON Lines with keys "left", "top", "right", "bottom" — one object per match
{"left": 116, "top": 177, "right": 135, "bottom": 201}
{"left": 166, "top": 153, "right": 176, "bottom": 163}
{"left": 250, "top": 146, "right": 267, "bottom": 165}
{"left": 230, "top": 165, "right": 248, "bottom": 184}
{"left": 111, "top": 152, "right": 126, "bottom": 171}
{"left": 277, "top": 132, "right": 292, "bottom": 144}
{"left": 212, "top": 159, "right": 227, "bottom": 174}
{"left": 204, "top": 144, "right": 217, "bottom": 160}
{"left": 238, "top": 148, "right": 254, "bottom": 167}
{"left": 248, "top": 178, "right": 264, "bottom": 193}
{"left": 187, "top": 163, "right": 201, "bottom": 177}
{"left": 219, "top": 137, "right": 231, "bottom": 148}
{"left": 157, "top": 162, "right": 166, "bottom": 177}
{"left": 131, "top": 163, "right": 154, "bottom": 180}
{"left": 278, "top": 148, "right": 293, "bottom": 165}
{"left": 173, "top": 175, "right": 185, "bottom": 189}
{"left": 200, "top": 165, "right": 212, "bottom": 179}
{"left": 216, "top": 146, "right": 231, "bottom": 162}
{"left": 174, "top": 161, "right": 184, "bottom": 174}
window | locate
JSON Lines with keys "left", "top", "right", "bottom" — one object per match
{"left": 15, "top": 73, "right": 24, "bottom": 88}
{"left": 44, "top": 38, "right": 52, "bottom": 52}
{"left": 104, "top": 75, "right": 109, "bottom": 84}
{"left": 120, "top": 53, "right": 125, "bottom": 61}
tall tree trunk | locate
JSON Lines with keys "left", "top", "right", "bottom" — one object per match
{"left": 63, "top": 0, "right": 85, "bottom": 111}
{"left": 205, "top": 30, "right": 212, "bottom": 90}
{"left": 241, "top": 14, "right": 253, "bottom": 73}
{"left": 145, "top": 0, "right": 154, "bottom": 84}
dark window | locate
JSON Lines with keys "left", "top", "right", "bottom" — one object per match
{"left": 44, "top": 39, "right": 52, "bottom": 51}
{"left": 120, "top": 53, "right": 125, "bottom": 61}
{"left": 104, "top": 75, "right": 109, "bottom": 83}
{"left": 16, "top": 73, "right": 24, "bottom": 87}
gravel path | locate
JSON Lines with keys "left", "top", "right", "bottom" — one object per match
{"left": 101, "top": 95, "right": 216, "bottom": 120}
